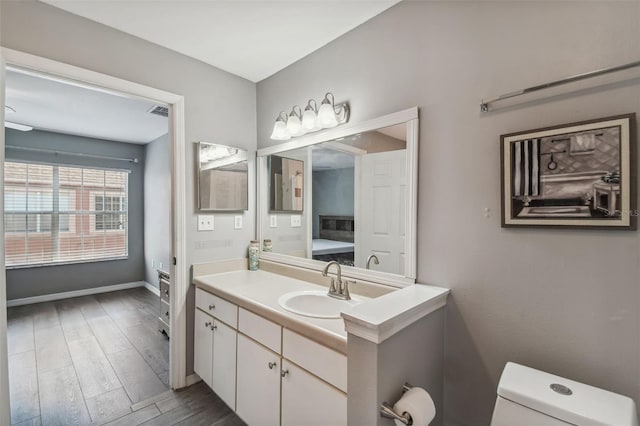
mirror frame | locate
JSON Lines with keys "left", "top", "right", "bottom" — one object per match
{"left": 257, "top": 107, "right": 419, "bottom": 288}
{"left": 196, "top": 142, "right": 249, "bottom": 212}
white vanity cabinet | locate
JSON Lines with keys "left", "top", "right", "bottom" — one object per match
{"left": 236, "top": 334, "right": 281, "bottom": 426}
{"left": 194, "top": 286, "right": 347, "bottom": 426}
{"left": 281, "top": 360, "right": 347, "bottom": 426}
{"left": 194, "top": 288, "right": 238, "bottom": 410}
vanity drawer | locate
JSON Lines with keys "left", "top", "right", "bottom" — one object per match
{"left": 282, "top": 329, "right": 347, "bottom": 392}
{"left": 160, "top": 277, "right": 170, "bottom": 303}
{"left": 195, "top": 288, "right": 238, "bottom": 329}
{"left": 239, "top": 308, "right": 281, "bottom": 354}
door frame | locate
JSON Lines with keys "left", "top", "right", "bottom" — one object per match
{"left": 0, "top": 48, "right": 189, "bottom": 421}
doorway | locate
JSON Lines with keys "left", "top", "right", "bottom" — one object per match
{"left": 0, "top": 48, "right": 188, "bottom": 425}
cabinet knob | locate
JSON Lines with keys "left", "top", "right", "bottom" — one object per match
{"left": 204, "top": 321, "right": 211, "bottom": 327}
{"left": 165, "top": 311, "right": 169, "bottom": 318}
{"left": 164, "top": 290, "right": 169, "bottom": 296}
{"left": 281, "top": 369, "right": 289, "bottom": 378}
{"left": 211, "top": 324, "right": 217, "bottom": 331}
{"left": 268, "top": 362, "right": 277, "bottom": 370}
{"left": 208, "top": 304, "right": 215, "bottom": 310}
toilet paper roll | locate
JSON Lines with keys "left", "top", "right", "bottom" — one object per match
{"left": 393, "top": 387, "right": 436, "bottom": 426}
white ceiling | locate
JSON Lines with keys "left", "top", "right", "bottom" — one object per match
{"left": 41, "top": 0, "right": 401, "bottom": 82}
{"left": 5, "top": 69, "right": 168, "bottom": 144}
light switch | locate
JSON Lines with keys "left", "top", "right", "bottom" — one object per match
{"left": 291, "top": 215, "right": 301, "bottom": 227}
{"left": 270, "top": 215, "right": 278, "bottom": 228}
{"left": 234, "top": 215, "right": 243, "bottom": 230}
{"left": 197, "top": 214, "right": 214, "bottom": 231}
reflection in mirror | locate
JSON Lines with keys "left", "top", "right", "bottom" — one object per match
{"left": 197, "top": 142, "right": 248, "bottom": 211}
{"left": 269, "top": 155, "right": 304, "bottom": 212}
{"left": 261, "top": 123, "right": 407, "bottom": 276}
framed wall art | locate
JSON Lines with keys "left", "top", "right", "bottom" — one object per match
{"left": 501, "top": 113, "right": 636, "bottom": 229}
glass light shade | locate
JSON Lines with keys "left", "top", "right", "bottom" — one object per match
{"left": 270, "top": 120, "right": 290, "bottom": 140}
{"left": 302, "top": 109, "right": 319, "bottom": 131}
{"left": 317, "top": 103, "right": 338, "bottom": 128}
{"left": 286, "top": 114, "right": 302, "bottom": 135}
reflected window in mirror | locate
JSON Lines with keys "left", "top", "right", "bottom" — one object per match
{"left": 197, "top": 142, "right": 248, "bottom": 211}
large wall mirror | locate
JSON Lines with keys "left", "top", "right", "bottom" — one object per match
{"left": 257, "top": 108, "right": 418, "bottom": 286}
{"left": 197, "top": 142, "right": 248, "bottom": 211}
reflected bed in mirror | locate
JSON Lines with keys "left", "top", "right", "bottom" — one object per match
{"left": 257, "top": 108, "right": 419, "bottom": 286}
{"left": 197, "top": 142, "right": 248, "bottom": 211}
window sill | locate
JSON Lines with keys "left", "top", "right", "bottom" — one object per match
{"left": 6, "top": 256, "right": 129, "bottom": 270}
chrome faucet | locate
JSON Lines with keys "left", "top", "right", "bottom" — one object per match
{"left": 322, "top": 260, "right": 351, "bottom": 300}
{"left": 366, "top": 254, "right": 380, "bottom": 269}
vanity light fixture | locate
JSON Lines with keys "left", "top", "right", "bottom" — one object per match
{"left": 269, "top": 92, "right": 349, "bottom": 140}
{"left": 270, "top": 112, "right": 291, "bottom": 141}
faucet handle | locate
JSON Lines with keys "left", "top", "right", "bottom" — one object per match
{"left": 328, "top": 277, "right": 337, "bottom": 294}
{"left": 342, "top": 280, "right": 355, "bottom": 300}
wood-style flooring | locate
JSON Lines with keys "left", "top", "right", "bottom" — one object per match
{"left": 7, "top": 287, "right": 245, "bottom": 426}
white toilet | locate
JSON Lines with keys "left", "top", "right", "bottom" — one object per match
{"left": 490, "top": 362, "right": 639, "bottom": 426}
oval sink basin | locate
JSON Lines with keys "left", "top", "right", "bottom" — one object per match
{"left": 278, "top": 290, "right": 363, "bottom": 319}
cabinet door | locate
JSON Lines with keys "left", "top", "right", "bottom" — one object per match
{"left": 212, "top": 319, "right": 237, "bottom": 410}
{"left": 281, "top": 360, "right": 347, "bottom": 426}
{"left": 236, "top": 334, "right": 280, "bottom": 426}
{"left": 194, "top": 309, "right": 213, "bottom": 389}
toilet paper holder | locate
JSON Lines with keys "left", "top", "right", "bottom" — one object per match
{"left": 380, "top": 383, "right": 414, "bottom": 425}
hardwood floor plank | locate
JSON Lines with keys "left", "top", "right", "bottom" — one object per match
{"left": 77, "top": 295, "right": 109, "bottom": 320}
{"left": 102, "top": 404, "right": 161, "bottom": 426}
{"left": 106, "top": 348, "right": 168, "bottom": 404}
{"left": 129, "top": 389, "right": 174, "bottom": 412}
{"left": 7, "top": 316, "right": 34, "bottom": 355}
{"left": 35, "top": 324, "right": 73, "bottom": 373}
{"left": 85, "top": 387, "right": 132, "bottom": 424}
{"left": 87, "top": 316, "right": 133, "bottom": 354}
{"left": 121, "top": 323, "right": 170, "bottom": 385}
{"left": 67, "top": 336, "right": 122, "bottom": 399}
{"left": 56, "top": 300, "right": 94, "bottom": 342}
{"left": 8, "top": 351, "right": 40, "bottom": 424}
{"left": 12, "top": 415, "right": 42, "bottom": 426}
{"left": 212, "top": 412, "right": 248, "bottom": 426}
{"left": 171, "top": 398, "right": 233, "bottom": 426}
{"left": 38, "top": 365, "right": 91, "bottom": 426}
{"left": 32, "top": 302, "right": 61, "bottom": 330}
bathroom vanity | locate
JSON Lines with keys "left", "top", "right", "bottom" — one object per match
{"left": 193, "top": 269, "right": 352, "bottom": 426}
{"left": 192, "top": 263, "right": 449, "bottom": 426}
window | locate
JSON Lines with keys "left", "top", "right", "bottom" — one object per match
{"left": 4, "top": 162, "right": 129, "bottom": 267}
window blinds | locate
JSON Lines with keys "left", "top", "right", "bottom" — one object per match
{"left": 4, "top": 161, "right": 129, "bottom": 268}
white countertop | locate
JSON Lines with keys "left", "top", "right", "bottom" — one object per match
{"left": 193, "top": 269, "right": 366, "bottom": 353}
{"left": 193, "top": 267, "right": 450, "bottom": 351}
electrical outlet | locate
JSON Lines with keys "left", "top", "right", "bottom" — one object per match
{"left": 290, "top": 215, "right": 301, "bottom": 227}
{"left": 234, "top": 215, "right": 243, "bottom": 230}
{"left": 197, "top": 214, "right": 214, "bottom": 231}
{"left": 270, "top": 215, "right": 277, "bottom": 228}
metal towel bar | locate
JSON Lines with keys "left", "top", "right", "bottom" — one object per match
{"left": 480, "top": 60, "right": 640, "bottom": 112}
{"left": 380, "top": 383, "right": 414, "bottom": 425}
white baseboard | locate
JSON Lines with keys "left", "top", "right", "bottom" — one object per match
{"left": 144, "top": 281, "right": 160, "bottom": 296}
{"left": 7, "top": 281, "right": 146, "bottom": 307}
{"left": 185, "top": 373, "right": 201, "bottom": 387}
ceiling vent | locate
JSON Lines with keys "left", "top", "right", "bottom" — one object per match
{"left": 148, "top": 105, "right": 169, "bottom": 117}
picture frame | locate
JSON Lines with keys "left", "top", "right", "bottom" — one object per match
{"left": 500, "top": 113, "right": 636, "bottom": 229}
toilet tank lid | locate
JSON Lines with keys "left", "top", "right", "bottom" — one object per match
{"left": 497, "top": 362, "right": 639, "bottom": 426}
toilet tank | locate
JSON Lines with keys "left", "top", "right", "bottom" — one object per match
{"left": 490, "top": 362, "right": 639, "bottom": 426}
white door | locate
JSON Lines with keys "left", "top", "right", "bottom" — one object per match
{"left": 281, "top": 361, "right": 347, "bottom": 426}
{"left": 236, "top": 334, "right": 280, "bottom": 426}
{"left": 356, "top": 149, "right": 407, "bottom": 275}
{"left": 212, "top": 319, "right": 237, "bottom": 410}
{"left": 194, "top": 309, "right": 213, "bottom": 388}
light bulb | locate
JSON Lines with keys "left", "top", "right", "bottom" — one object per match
{"left": 317, "top": 102, "right": 338, "bottom": 128}
{"left": 270, "top": 120, "right": 290, "bottom": 140}
{"left": 286, "top": 114, "right": 301, "bottom": 135}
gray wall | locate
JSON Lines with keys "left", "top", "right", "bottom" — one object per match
{"left": 5, "top": 128, "right": 145, "bottom": 300}
{"left": 144, "top": 133, "right": 170, "bottom": 287}
{"left": 257, "top": 2, "right": 640, "bottom": 425}
{"left": 0, "top": 0, "right": 257, "bottom": 376}
{"left": 312, "top": 168, "right": 354, "bottom": 239}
